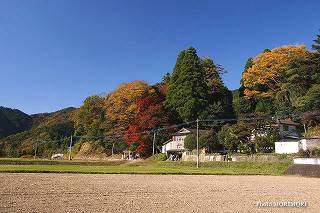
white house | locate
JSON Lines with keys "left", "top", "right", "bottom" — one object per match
{"left": 274, "top": 118, "right": 301, "bottom": 154}
{"left": 161, "top": 128, "right": 209, "bottom": 156}
{"left": 162, "top": 128, "right": 190, "bottom": 155}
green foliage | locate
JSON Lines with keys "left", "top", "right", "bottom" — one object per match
{"left": 303, "top": 84, "right": 320, "bottom": 111}
{"left": 232, "top": 90, "right": 256, "bottom": 115}
{"left": 165, "top": 47, "right": 208, "bottom": 121}
{"left": 185, "top": 131, "right": 222, "bottom": 152}
{"left": 255, "top": 136, "right": 275, "bottom": 153}
{"left": 0, "top": 107, "right": 33, "bottom": 139}
{"left": 0, "top": 108, "right": 76, "bottom": 157}
{"left": 255, "top": 98, "right": 275, "bottom": 114}
{"left": 305, "top": 125, "right": 320, "bottom": 137}
{"left": 73, "top": 95, "right": 106, "bottom": 136}
{"left": 150, "top": 153, "right": 167, "bottom": 161}
{"left": 218, "top": 123, "right": 252, "bottom": 153}
{"left": 129, "top": 141, "right": 140, "bottom": 152}
{"left": 46, "top": 122, "right": 74, "bottom": 140}
{"left": 312, "top": 31, "right": 320, "bottom": 53}
{"left": 184, "top": 134, "right": 197, "bottom": 151}
{"left": 113, "top": 139, "right": 128, "bottom": 153}
{"left": 297, "top": 149, "right": 311, "bottom": 158}
{"left": 311, "top": 148, "right": 320, "bottom": 157}
{"left": 199, "top": 130, "right": 222, "bottom": 152}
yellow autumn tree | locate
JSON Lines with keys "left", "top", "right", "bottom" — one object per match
{"left": 242, "top": 45, "right": 310, "bottom": 98}
{"left": 104, "top": 80, "right": 149, "bottom": 136}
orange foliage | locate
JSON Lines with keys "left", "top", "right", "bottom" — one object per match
{"left": 242, "top": 45, "right": 310, "bottom": 98}
{"left": 105, "top": 80, "right": 149, "bottom": 134}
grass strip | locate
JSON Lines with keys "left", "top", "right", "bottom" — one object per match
{"left": 0, "top": 160, "right": 292, "bottom": 176}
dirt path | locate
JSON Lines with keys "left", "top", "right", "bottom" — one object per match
{"left": 0, "top": 173, "right": 319, "bottom": 212}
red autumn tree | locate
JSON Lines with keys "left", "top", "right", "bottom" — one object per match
{"left": 124, "top": 86, "right": 174, "bottom": 154}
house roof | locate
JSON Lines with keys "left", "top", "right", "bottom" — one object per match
{"left": 162, "top": 139, "right": 173, "bottom": 145}
{"left": 277, "top": 118, "right": 300, "bottom": 126}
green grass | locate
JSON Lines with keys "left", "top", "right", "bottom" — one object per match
{"left": 0, "top": 159, "right": 292, "bottom": 176}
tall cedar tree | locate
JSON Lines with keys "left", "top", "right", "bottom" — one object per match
{"left": 201, "top": 57, "right": 234, "bottom": 118}
{"left": 165, "top": 47, "right": 208, "bottom": 121}
{"left": 312, "top": 32, "right": 320, "bottom": 53}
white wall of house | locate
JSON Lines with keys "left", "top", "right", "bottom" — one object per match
{"left": 275, "top": 141, "right": 300, "bottom": 154}
{"left": 162, "top": 129, "right": 190, "bottom": 154}
{"left": 162, "top": 139, "right": 185, "bottom": 153}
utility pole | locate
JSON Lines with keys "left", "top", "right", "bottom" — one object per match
{"left": 68, "top": 135, "right": 73, "bottom": 160}
{"left": 34, "top": 141, "right": 37, "bottom": 159}
{"left": 112, "top": 142, "right": 114, "bottom": 157}
{"left": 196, "top": 118, "right": 199, "bottom": 168}
{"left": 152, "top": 131, "right": 156, "bottom": 155}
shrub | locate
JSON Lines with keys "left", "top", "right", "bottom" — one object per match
{"left": 310, "top": 148, "right": 320, "bottom": 157}
{"left": 150, "top": 153, "right": 167, "bottom": 161}
{"left": 297, "top": 149, "right": 311, "bottom": 158}
{"left": 184, "top": 134, "right": 197, "bottom": 151}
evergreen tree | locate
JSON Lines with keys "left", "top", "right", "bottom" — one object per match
{"left": 165, "top": 47, "right": 208, "bottom": 121}
{"left": 201, "top": 57, "right": 224, "bottom": 92}
{"left": 312, "top": 31, "right": 320, "bottom": 53}
{"left": 233, "top": 58, "right": 256, "bottom": 115}
{"left": 201, "top": 57, "right": 234, "bottom": 118}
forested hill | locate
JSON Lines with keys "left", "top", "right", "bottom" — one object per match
{"left": 0, "top": 107, "right": 76, "bottom": 157}
{"left": 1, "top": 31, "right": 320, "bottom": 158}
{"left": 0, "top": 106, "right": 33, "bottom": 139}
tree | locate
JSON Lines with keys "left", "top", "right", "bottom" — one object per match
{"left": 105, "top": 80, "right": 149, "bottom": 135}
{"left": 301, "top": 111, "right": 319, "bottom": 133}
{"left": 124, "top": 86, "right": 174, "bottom": 154}
{"left": 254, "top": 128, "right": 279, "bottom": 153}
{"left": 217, "top": 123, "right": 252, "bottom": 153}
{"left": 73, "top": 95, "right": 106, "bottom": 136}
{"left": 312, "top": 31, "right": 320, "bottom": 53}
{"left": 46, "top": 122, "right": 75, "bottom": 140}
{"left": 184, "top": 134, "right": 197, "bottom": 151}
{"left": 201, "top": 57, "right": 224, "bottom": 92}
{"left": 303, "top": 84, "right": 320, "bottom": 111}
{"left": 217, "top": 124, "right": 237, "bottom": 152}
{"left": 233, "top": 58, "right": 256, "bottom": 116}
{"left": 242, "top": 45, "right": 310, "bottom": 98}
{"left": 199, "top": 130, "right": 222, "bottom": 152}
{"left": 184, "top": 131, "right": 221, "bottom": 152}
{"left": 165, "top": 47, "right": 208, "bottom": 121}
{"left": 201, "top": 57, "right": 234, "bottom": 119}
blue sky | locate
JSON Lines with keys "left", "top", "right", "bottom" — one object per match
{"left": 0, "top": 0, "right": 319, "bottom": 114}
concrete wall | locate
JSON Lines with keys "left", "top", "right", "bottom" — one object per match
{"left": 294, "top": 158, "right": 320, "bottom": 165}
{"left": 275, "top": 141, "right": 300, "bottom": 154}
{"left": 300, "top": 138, "right": 320, "bottom": 151}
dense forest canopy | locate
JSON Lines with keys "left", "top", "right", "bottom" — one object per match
{"left": 1, "top": 31, "right": 320, "bottom": 157}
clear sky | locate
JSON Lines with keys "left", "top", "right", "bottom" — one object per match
{"left": 1, "top": 0, "right": 319, "bottom": 114}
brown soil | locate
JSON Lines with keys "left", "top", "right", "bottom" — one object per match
{"left": 0, "top": 174, "right": 319, "bottom": 213}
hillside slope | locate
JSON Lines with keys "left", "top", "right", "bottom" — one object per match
{"left": 0, "top": 107, "right": 33, "bottom": 139}
{"left": 0, "top": 107, "right": 76, "bottom": 157}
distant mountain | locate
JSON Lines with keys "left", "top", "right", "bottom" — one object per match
{"left": 0, "top": 107, "right": 33, "bottom": 139}
{"left": 0, "top": 107, "right": 76, "bottom": 157}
